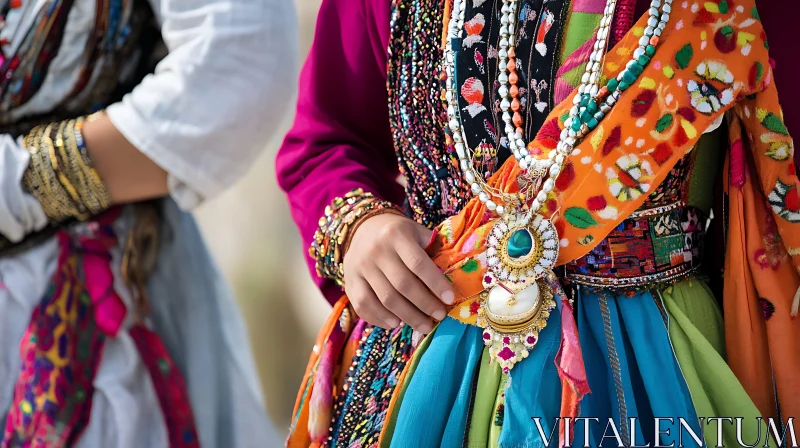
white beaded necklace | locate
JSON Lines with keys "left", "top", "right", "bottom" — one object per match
{"left": 442, "top": 0, "right": 673, "bottom": 373}
{"left": 445, "top": 0, "right": 672, "bottom": 219}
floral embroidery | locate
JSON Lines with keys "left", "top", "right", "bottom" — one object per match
{"left": 463, "top": 14, "right": 485, "bottom": 48}
{"left": 606, "top": 154, "right": 654, "bottom": 201}
{"left": 768, "top": 179, "right": 800, "bottom": 223}
{"left": 462, "top": 77, "right": 487, "bottom": 118}
{"left": 688, "top": 61, "right": 734, "bottom": 114}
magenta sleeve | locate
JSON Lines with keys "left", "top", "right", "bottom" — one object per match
{"left": 276, "top": 0, "right": 405, "bottom": 304}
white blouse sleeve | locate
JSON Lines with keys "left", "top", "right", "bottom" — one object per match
{"left": 107, "top": 0, "right": 299, "bottom": 210}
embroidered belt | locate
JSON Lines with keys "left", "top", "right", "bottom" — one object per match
{"left": 564, "top": 203, "right": 705, "bottom": 290}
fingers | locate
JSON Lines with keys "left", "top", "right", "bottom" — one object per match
{"left": 345, "top": 274, "right": 400, "bottom": 330}
{"left": 395, "top": 232, "right": 455, "bottom": 305}
{"left": 365, "top": 264, "right": 437, "bottom": 333}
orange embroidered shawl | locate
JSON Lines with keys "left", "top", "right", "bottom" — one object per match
{"left": 289, "top": 2, "right": 800, "bottom": 445}
{"left": 431, "top": 0, "right": 799, "bottom": 421}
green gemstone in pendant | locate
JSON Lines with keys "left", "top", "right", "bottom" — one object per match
{"left": 507, "top": 229, "right": 533, "bottom": 259}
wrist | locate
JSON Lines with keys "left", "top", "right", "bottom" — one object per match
{"left": 310, "top": 188, "right": 403, "bottom": 286}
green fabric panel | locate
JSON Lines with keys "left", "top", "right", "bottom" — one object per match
{"left": 560, "top": 12, "right": 602, "bottom": 64}
{"left": 466, "top": 348, "right": 502, "bottom": 447}
{"left": 488, "top": 375, "right": 508, "bottom": 448}
{"left": 659, "top": 280, "right": 766, "bottom": 448}
{"left": 687, "top": 126, "right": 725, "bottom": 215}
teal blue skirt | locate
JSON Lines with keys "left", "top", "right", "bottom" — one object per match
{"left": 324, "top": 279, "right": 761, "bottom": 447}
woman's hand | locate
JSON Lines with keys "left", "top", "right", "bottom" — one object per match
{"left": 343, "top": 213, "right": 455, "bottom": 333}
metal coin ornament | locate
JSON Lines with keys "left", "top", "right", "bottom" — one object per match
{"left": 478, "top": 213, "right": 558, "bottom": 373}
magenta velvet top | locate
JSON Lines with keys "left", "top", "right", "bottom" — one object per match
{"left": 276, "top": 0, "right": 799, "bottom": 305}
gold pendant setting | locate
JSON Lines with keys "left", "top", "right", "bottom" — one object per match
{"left": 478, "top": 213, "right": 559, "bottom": 373}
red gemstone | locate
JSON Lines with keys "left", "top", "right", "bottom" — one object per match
{"left": 526, "top": 335, "right": 537, "bottom": 345}
{"left": 498, "top": 347, "right": 516, "bottom": 361}
{"left": 470, "top": 301, "right": 480, "bottom": 315}
{"left": 502, "top": 336, "right": 511, "bottom": 345}
{"left": 483, "top": 331, "right": 491, "bottom": 340}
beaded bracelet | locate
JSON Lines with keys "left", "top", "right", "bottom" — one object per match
{"left": 22, "top": 113, "right": 112, "bottom": 223}
{"left": 310, "top": 188, "right": 404, "bottom": 286}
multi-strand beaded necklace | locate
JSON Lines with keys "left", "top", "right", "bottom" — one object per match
{"left": 443, "top": 0, "right": 673, "bottom": 372}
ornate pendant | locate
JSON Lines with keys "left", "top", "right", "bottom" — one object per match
{"left": 478, "top": 213, "right": 559, "bottom": 373}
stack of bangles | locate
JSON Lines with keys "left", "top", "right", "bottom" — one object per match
{"left": 310, "top": 188, "right": 405, "bottom": 286}
{"left": 22, "top": 112, "right": 112, "bottom": 223}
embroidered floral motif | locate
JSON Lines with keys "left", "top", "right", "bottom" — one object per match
{"left": 768, "top": 179, "right": 800, "bottom": 223}
{"left": 606, "top": 154, "right": 654, "bottom": 201}
{"left": 688, "top": 61, "right": 735, "bottom": 114}
{"left": 462, "top": 77, "right": 488, "bottom": 117}
{"left": 464, "top": 14, "right": 486, "bottom": 48}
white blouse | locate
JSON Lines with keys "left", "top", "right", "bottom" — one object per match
{"left": 0, "top": 0, "right": 298, "bottom": 446}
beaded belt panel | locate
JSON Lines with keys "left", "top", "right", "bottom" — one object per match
{"left": 564, "top": 204, "right": 705, "bottom": 290}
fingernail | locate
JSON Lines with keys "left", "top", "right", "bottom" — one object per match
{"left": 433, "top": 310, "right": 446, "bottom": 321}
{"left": 441, "top": 290, "right": 455, "bottom": 305}
{"left": 390, "top": 319, "right": 401, "bottom": 328}
{"left": 419, "top": 325, "right": 432, "bottom": 334}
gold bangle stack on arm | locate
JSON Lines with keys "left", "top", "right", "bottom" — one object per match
{"left": 22, "top": 114, "right": 112, "bottom": 223}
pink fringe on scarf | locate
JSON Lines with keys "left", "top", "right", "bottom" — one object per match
{"left": 308, "top": 323, "right": 347, "bottom": 442}
{"left": 556, "top": 298, "right": 591, "bottom": 448}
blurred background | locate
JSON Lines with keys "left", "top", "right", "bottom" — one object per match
{"left": 193, "top": 0, "right": 328, "bottom": 442}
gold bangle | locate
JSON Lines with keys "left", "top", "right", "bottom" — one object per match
{"left": 21, "top": 115, "right": 112, "bottom": 223}
{"left": 341, "top": 207, "right": 407, "bottom": 257}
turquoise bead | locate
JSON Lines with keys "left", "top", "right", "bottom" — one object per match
{"left": 507, "top": 229, "right": 533, "bottom": 259}
{"left": 629, "top": 62, "right": 644, "bottom": 76}
{"left": 587, "top": 118, "right": 598, "bottom": 130}
{"left": 580, "top": 94, "right": 590, "bottom": 107}
{"left": 607, "top": 78, "right": 619, "bottom": 93}
{"left": 619, "top": 81, "right": 631, "bottom": 91}
{"left": 638, "top": 55, "right": 651, "bottom": 66}
{"left": 580, "top": 110, "right": 593, "bottom": 124}
{"left": 622, "top": 70, "right": 637, "bottom": 84}
{"left": 587, "top": 100, "right": 598, "bottom": 114}
{"left": 645, "top": 45, "right": 656, "bottom": 56}
{"left": 571, "top": 118, "right": 582, "bottom": 131}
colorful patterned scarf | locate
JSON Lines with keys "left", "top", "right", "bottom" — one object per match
{"left": 289, "top": 2, "right": 800, "bottom": 445}
{"left": 2, "top": 211, "right": 200, "bottom": 447}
